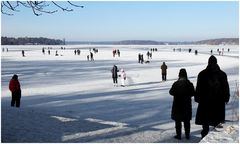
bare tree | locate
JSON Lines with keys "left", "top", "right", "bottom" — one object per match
{"left": 1, "top": 1, "right": 84, "bottom": 16}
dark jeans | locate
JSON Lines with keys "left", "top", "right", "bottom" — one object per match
{"left": 11, "top": 91, "right": 21, "bottom": 107}
{"left": 162, "top": 74, "right": 167, "bottom": 81}
{"left": 175, "top": 120, "right": 190, "bottom": 138}
{"left": 113, "top": 78, "right": 118, "bottom": 84}
{"left": 201, "top": 125, "right": 209, "bottom": 138}
{"left": 201, "top": 122, "right": 221, "bottom": 138}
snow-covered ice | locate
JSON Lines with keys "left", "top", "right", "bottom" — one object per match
{"left": 200, "top": 121, "right": 239, "bottom": 143}
{"left": 1, "top": 45, "right": 239, "bottom": 143}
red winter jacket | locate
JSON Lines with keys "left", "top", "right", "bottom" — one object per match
{"left": 9, "top": 79, "right": 21, "bottom": 92}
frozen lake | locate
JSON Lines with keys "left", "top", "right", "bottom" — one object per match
{"left": 1, "top": 45, "right": 239, "bottom": 142}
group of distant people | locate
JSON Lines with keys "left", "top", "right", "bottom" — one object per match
{"left": 92, "top": 48, "right": 99, "bottom": 54}
{"left": 138, "top": 53, "right": 144, "bottom": 64}
{"left": 74, "top": 49, "right": 81, "bottom": 55}
{"left": 150, "top": 48, "right": 158, "bottom": 52}
{"left": 137, "top": 48, "right": 157, "bottom": 64}
{"left": 173, "top": 48, "right": 199, "bottom": 55}
{"left": 188, "top": 48, "right": 198, "bottom": 55}
{"left": 42, "top": 48, "right": 52, "bottom": 55}
{"left": 19, "top": 47, "right": 99, "bottom": 61}
{"left": 216, "top": 48, "right": 230, "bottom": 56}
{"left": 174, "top": 48, "right": 231, "bottom": 56}
{"left": 146, "top": 51, "right": 152, "bottom": 59}
{"left": 112, "top": 49, "right": 121, "bottom": 57}
{"left": 173, "top": 48, "right": 181, "bottom": 52}
{"left": 2, "top": 48, "right": 9, "bottom": 52}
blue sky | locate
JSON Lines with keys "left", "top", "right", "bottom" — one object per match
{"left": 1, "top": 1, "right": 239, "bottom": 41}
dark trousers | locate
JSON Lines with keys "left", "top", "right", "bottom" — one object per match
{"left": 113, "top": 78, "right": 118, "bottom": 84}
{"left": 201, "top": 122, "right": 221, "bottom": 138}
{"left": 11, "top": 91, "right": 21, "bottom": 107}
{"left": 162, "top": 74, "right": 167, "bottom": 81}
{"left": 175, "top": 120, "right": 190, "bottom": 138}
{"left": 201, "top": 124, "right": 209, "bottom": 138}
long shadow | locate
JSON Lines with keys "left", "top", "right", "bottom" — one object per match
{"left": 130, "top": 81, "right": 162, "bottom": 87}
{"left": 2, "top": 86, "right": 174, "bottom": 142}
{"left": 2, "top": 87, "right": 204, "bottom": 143}
{"left": 60, "top": 100, "right": 174, "bottom": 142}
{"left": 4, "top": 83, "right": 168, "bottom": 107}
{"left": 3, "top": 73, "right": 230, "bottom": 143}
{"left": 1, "top": 105, "right": 117, "bottom": 143}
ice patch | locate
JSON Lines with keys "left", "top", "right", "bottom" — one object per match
{"left": 51, "top": 116, "right": 78, "bottom": 122}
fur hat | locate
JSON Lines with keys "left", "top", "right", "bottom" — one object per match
{"left": 208, "top": 55, "right": 217, "bottom": 65}
{"left": 179, "top": 68, "right": 187, "bottom": 78}
{"left": 12, "top": 74, "right": 18, "bottom": 80}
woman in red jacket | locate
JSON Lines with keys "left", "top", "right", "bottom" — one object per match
{"left": 9, "top": 74, "right": 21, "bottom": 107}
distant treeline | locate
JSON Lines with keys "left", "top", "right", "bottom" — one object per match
{"left": 66, "top": 40, "right": 192, "bottom": 45}
{"left": 194, "top": 38, "right": 239, "bottom": 45}
{"left": 1, "top": 37, "right": 64, "bottom": 45}
{"left": 2, "top": 37, "right": 238, "bottom": 45}
{"left": 67, "top": 38, "right": 239, "bottom": 45}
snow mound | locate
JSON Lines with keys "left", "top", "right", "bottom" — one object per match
{"left": 200, "top": 122, "right": 239, "bottom": 143}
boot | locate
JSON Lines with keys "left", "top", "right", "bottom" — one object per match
{"left": 201, "top": 125, "right": 209, "bottom": 139}
{"left": 174, "top": 135, "right": 181, "bottom": 140}
{"left": 174, "top": 122, "right": 182, "bottom": 140}
{"left": 185, "top": 132, "right": 190, "bottom": 140}
{"left": 184, "top": 121, "right": 190, "bottom": 140}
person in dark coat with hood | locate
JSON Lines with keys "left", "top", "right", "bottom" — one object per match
{"left": 195, "top": 55, "right": 230, "bottom": 138}
{"left": 169, "top": 69, "right": 195, "bottom": 140}
{"left": 9, "top": 74, "right": 22, "bottom": 107}
{"left": 111, "top": 65, "right": 119, "bottom": 86}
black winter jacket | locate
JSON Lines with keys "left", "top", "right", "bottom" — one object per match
{"left": 195, "top": 64, "right": 230, "bottom": 126}
{"left": 170, "top": 78, "right": 195, "bottom": 121}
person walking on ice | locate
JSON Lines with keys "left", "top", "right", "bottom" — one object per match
{"left": 169, "top": 69, "right": 195, "bottom": 140}
{"left": 22, "top": 50, "right": 25, "bottom": 57}
{"left": 111, "top": 65, "right": 119, "bottom": 86}
{"left": 120, "top": 69, "right": 127, "bottom": 87}
{"left": 90, "top": 52, "right": 94, "bottom": 61}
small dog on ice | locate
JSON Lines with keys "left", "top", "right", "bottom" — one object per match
{"left": 145, "top": 60, "right": 150, "bottom": 64}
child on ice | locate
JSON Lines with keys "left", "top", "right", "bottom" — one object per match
{"left": 120, "top": 69, "right": 126, "bottom": 87}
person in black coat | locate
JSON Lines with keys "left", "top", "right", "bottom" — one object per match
{"left": 90, "top": 52, "right": 94, "bottom": 61}
{"left": 161, "top": 62, "right": 168, "bottom": 81}
{"left": 22, "top": 50, "right": 25, "bottom": 57}
{"left": 195, "top": 55, "right": 230, "bottom": 138}
{"left": 138, "top": 53, "right": 141, "bottom": 63}
{"left": 169, "top": 68, "right": 195, "bottom": 140}
{"left": 111, "top": 65, "right": 119, "bottom": 86}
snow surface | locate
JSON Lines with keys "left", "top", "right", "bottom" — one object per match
{"left": 1, "top": 45, "right": 239, "bottom": 143}
{"left": 200, "top": 121, "right": 239, "bottom": 143}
